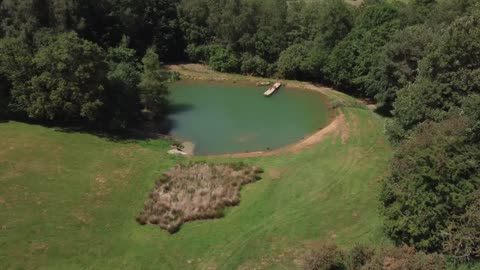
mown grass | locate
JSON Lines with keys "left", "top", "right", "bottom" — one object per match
{"left": 0, "top": 88, "right": 394, "bottom": 269}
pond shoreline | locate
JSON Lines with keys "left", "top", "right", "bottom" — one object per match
{"left": 167, "top": 64, "right": 347, "bottom": 158}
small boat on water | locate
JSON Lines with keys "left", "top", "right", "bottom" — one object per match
{"left": 263, "top": 82, "right": 282, "bottom": 96}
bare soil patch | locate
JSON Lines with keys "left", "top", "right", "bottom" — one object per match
{"left": 136, "top": 162, "right": 263, "bottom": 233}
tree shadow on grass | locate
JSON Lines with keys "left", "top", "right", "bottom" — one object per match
{"left": 373, "top": 105, "right": 393, "bottom": 118}
{"left": 57, "top": 118, "right": 178, "bottom": 143}
{"left": 3, "top": 104, "right": 194, "bottom": 144}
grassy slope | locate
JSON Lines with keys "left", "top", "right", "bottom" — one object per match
{"left": 0, "top": 89, "right": 393, "bottom": 269}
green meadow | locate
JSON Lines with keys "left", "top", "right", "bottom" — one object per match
{"left": 0, "top": 89, "right": 393, "bottom": 269}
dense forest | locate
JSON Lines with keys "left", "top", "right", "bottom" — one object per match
{"left": 1, "top": 0, "right": 479, "bottom": 266}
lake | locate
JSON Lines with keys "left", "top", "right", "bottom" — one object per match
{"left": 168, "top": 80, "right": 331, "bottom": 155}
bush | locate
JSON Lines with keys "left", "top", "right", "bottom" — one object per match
{"left": 168, "top": 71, "right": 181, "bottom": 82}
{"left": 185, "top": 44, "right": 211, "bottom": 63}
{"left": 345, "top": 244, "right": 374, "bottom": 270}
{"left": 303, "top": 243, "right": 446, "bottom": 270}
{"left": 441, "top": 192, "right": 480, "bottom": 262}
{"left": 362, "top": 246, "right": 445, "bottom": 270}
{"left": 208, "top": 45, "right": 239, "bottom": 73}
{"left": 304, "top": 243, "right": 345, "bottom": 270}
{"left": 240, "top": 53, "right": 270, "bottom": 77}
{"left": 277, "top": 44, "right": 309, "bottom": 79}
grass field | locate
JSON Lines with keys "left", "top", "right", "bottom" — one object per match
{"left": 0, "top": 80, "right": 394, "bottom": 269}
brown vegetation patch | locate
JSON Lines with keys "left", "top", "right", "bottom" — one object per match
{"left": 72, "top": 210, "right": 94, "bottom": 225}
{"left": 29, "top": 242, "right": 49, "bottom": 253}
{"left": 267, "top": 168, "right": 286, "bottom": 180}
{"left": 136, "top": 162, "right": 263, "bottom": 233}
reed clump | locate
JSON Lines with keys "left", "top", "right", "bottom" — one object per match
{"left": 136, "top": 162, "right": 262, "bottom": 233}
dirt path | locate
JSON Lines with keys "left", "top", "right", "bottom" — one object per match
{"left": 168, "top": 64, "right": 351, "bottom": 158}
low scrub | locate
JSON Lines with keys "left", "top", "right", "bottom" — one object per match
{"left": 136, "top": 162, "right": 263, "bottom": 233}
{"left": 304, "top": 243, "right": 446, "bottom": 270}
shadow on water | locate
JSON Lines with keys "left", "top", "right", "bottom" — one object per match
{"left": 169, "top": 103, "right": 194, "bottom": 114}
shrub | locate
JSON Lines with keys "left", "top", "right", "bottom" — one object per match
{"left": 185, "top": 44, "right": 211, "bottom": 62}
{"left": 303, "top": 243, "right": 446, "bottom": 270}
{"left": 362, "top": 246, "right": 446, "bottom": 270}
{"left": 168, "top": 71, "right": 181, "bottom": 82}
{"left": 240, "top": 53, "right": 270, "bottom": 77}
{"left": 208, "top": 45, "right": 239, "bottom": 73}
{"left": 441, "top": 192, "right": 480, "bottom": 262}
{"left": 277, "top": 44, "right": 309, "bottom": 79}
{"left": 345, "top": 244, "right": 374, "bottom": 270}
{"left": 304, "top": 243, "right": 345, "bottom": 270}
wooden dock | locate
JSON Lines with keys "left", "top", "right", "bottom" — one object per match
{"left": 263, "top": 82, "right": 282, "bottom": 96}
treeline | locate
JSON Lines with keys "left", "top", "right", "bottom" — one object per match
{"left": 0, "top": 0, "right": 181, "bottom": 129}
{"left": 177, "top": 0, "right": 478, "bottom": 107}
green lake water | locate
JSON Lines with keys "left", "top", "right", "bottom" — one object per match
{"left": 168, "top": 81, "right": 331, "bottom": 155}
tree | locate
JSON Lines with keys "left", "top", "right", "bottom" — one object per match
{"left": 8, "top": 32, "right": 107, "bottom": 122}
{"left": 208, "top": 45, "right": 239, "bottom": 73}
{"left": 138, "top": 47, "right": 169, "bottom": 119}
{"left": 325, "top": 2, "right": 403, "bottom": 93}
{"left": 442, "top": 192, "right": 480, "bottom": 262}
{"left": 313, "top": 0, "right": 353, "bottom": 50}
{"left": 0, "top": 0, "right": 49, "bottom": 37}
{"left": 365, "top": 24, "right": 434, "bottom": 109}
{"left": 0, "top": 74, "right": 11, "bottom": 118}
{"left": 462, "top": 94, "right": 480, "bottom": 141}
{"left": 240, "top": 53, "right": 270, "bottom": 77}
{"left": 0, "top": 36, "right": 34, "bottom": 119}
{"left": 104, "top": 36, "right": 142, "bottom": 129}
{"left": 381, "top": 115, "right": 480, "bottom": 254}
{"left": 277, "top": 43, "right": 308, "bottom": 79}
{"left": 387, "top": 13, "right": 480, "bottom": 142}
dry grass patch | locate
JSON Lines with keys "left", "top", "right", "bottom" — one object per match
{"left": 136, "top": 162, "right": 263, "bottom": 233}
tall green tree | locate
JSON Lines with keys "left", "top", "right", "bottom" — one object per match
{"left": 138, "top": 47, "right": 169, "bottom": 119}
{"left": 8, "top": 32, "right": 107, "bottom": 122}
{"left": 0, "top": 0, "right": 49, "bottom": 37}
{"left": 387, "top": 13, "right": 480, "bottom": 142}
{"left": 365, "top": 24, "right": 434, "bottom": 108}
{"left": 381, "top": 115, "right": 480, "bottom": 254}
{"left": 277, "top": 43, "right": 308, "bottom": 79}
{"left": 325, "top": 2, "right": 404, "bottom": 93}
{"left": 104, "top": 37, "right": 142, "bottom": 129}
{"left": 0, "top": 74, "right": 11, "bottom": 118}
